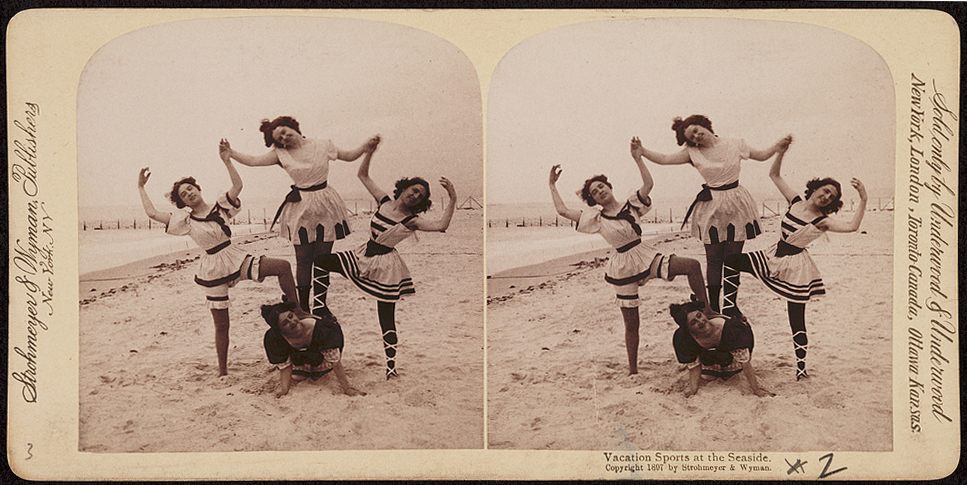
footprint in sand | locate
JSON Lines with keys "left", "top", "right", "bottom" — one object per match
{"left": 510, "top": 372, "right": 527, "bottom": 382}
{"left": 529, "top": 417, "right": 543, "bottom": 430}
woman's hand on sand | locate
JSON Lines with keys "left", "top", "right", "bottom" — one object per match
{"left": 549, "top": 164, "right": 562, "bottom": 185}
{"left": 138, "top": 167, "right": 151, "bottom": 188}
{"left": 851, "top": 178, "right": 868, "bottom": 201}
{"left": 440, "top": 177, "right": 457, "bottom": 200}
{"left": 274, "top": 387, "right": 289, "bottom": 399}
{"left": 218, "top": 138, "right": 232, "bottom": 162}
{"left": 684, "top": 385, "right": 698, "bottom": 398}
{"left": 752, "top": 387, "right": 775, "bottom": 398}
{"left": 343, "top": 386, "right": 366, "bottom": 397}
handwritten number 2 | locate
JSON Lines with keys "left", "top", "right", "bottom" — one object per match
{"left": 818, "top": 453, "right": 846, "bottom": 478}
{"left": 26, "top": 443, "right": 33, "bottom": 460}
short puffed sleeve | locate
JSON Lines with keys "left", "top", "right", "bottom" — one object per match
{"left": 215, "top": 192, "right": 242, "bottom": 219}
{"left": 165, "top": 210, "right": 191, "bottom": 236}
{"left": 316, "top": 138, "right": 339, "bottom": 161}
{"left": 575, "top": 208, "right": 602, "bottom": 234}
{"left": 626, "top": 190, "right": 653, "bottom": 220}
{"left": 263, "top": 329, "right": 293, "bottom": 366}
{"left": 735, "top": 138, "right": 752, "bottom": 160}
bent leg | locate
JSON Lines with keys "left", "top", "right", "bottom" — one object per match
{"left": 377, "top": 301, "right": 399, "bottom": 379}
{"left": 666, "top": 255, "right": 710, "bottom": 313}
{"left": 256, "top": 256, "right": 298, "bottom": 306}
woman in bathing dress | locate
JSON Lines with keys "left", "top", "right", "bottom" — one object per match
{"left": 720, "top": 139, "right": 867, "bottom": 380}
{"left": 220, "top": 116, "right": 379, "bottom": 319}
{"left": 136, "top": 142, "right": 299, "bottom": 376}
{"left": 633, "top": 115, "right": 791, "bottom": 313}
{"left": 312, "top": 136, "right": 457, "bottom": 379}
{"left": 548, "top": 137, "right": 711, "bottom": 376}
{"left": 669, "top": 298, "right": 772, "bottom": 397}
{"left": 261, "top": 301, "right": 364, "bottom": 398}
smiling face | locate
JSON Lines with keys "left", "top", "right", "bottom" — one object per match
{"left": 177, "top": 182, "right": 202, "bottom": 208}
{"left": 686, "top": 310, "right": 711, "bottom": 335}
{"left": 400, "top": 183, "right": 428, "bottom": 208}
{"left": 588, "top": 180, "right": 614, "bottom": 205}
{"left": 809, "top": 183, "right": 840, "bottom": 209}
{"left": 684, "top": 124, "right": 714, "bottom": 147}
{"left": 272, "top": 126, "right": 301, "bottom": 148}
{"left": 276, "top": 310, "right": 304, "bottom": 337}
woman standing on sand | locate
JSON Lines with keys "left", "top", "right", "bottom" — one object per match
{"left": 720, "top": 140, "right": 868, "bottom": 380}
{"left": 136, "top": 142, "right": 299, "bottom": 376}
{"left": 311, "top": 136, "right": 457, "bottom": 379}
{"left": 547, "top": 137, "right": 711, "bottom": 375}
{"left": 633, "top": 115, "right": 791, "bottom": 313}
{"left": 220, "top": 116, "right": 379, "bottom": 319}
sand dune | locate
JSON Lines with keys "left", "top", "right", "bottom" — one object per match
{"left": 79, "top": 211, "right": 483, "bottom": 452}
{"left": 487, "top": 212, "right": 893, "bottom": 451}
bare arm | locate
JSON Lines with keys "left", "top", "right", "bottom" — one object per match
{"left": 819, "top": 179, "right": 868, "bottom": 233}
{"left": 741, "top": 360, "right": 774, "bottom": 397}
{"left": 630, "top": 137, "right": 654, "bottom": 199}
{"left": 633, "top": 141, "right": 691, "bottom": 166}
{"left": 338, "top": 134, "right": 380, "bottom": 162}
{"left": 548, "top": 165, "right": 581, "bottom": 223}
{"left": 356, "top": 137, "right": 389, "bottom": 202}
{"left": 221, "top": 139, "right": 279, "bottom": 167}
{"left": 332, "top": 361, "right": 366, "bottom": 396}
{"left": 411, "top": 177, "right": 457, "bottom": 232}
{"left": 684, "top": 365, "right": 701, "bottom": 397}
{"left": 137, "top": 167, "right": 171, "bottom": 225}
{"left": 219, "top": 139, "right": 243, "bottom": 202}
{"left": 749, "top": 134, "right": 793, "bottom": 161}
{"left": 768, "top": 140, "right": 798, "bottom": 203}
{"left": 274, "top": 364, "right": 292, "bottom": 398}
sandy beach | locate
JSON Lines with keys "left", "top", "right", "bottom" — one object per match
{"left": 487, "top": 211, "right": 893, "bottom": 451}
{"left": 79, "top": 210, "right": 483, "bottom": 452}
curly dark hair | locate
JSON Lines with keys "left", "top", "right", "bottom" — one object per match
{"left": 259, "top": 116, "right": 302, "bottom": 148}
{"left": 579, "top": 175, "right": 612, "bottom": 207}
{"left": 260, "top": 301, "right": 299, "bottom": 329}
{"left": 804, "top": 177, "right": 843, "bottom": 214}
{"left": 669, "top": 300, "right": 706, "bottom": 328}
{"left": 393, "top": 177, "right": 433, "bottom": 214}
{"left": 671, "top": 114, "right": 714, "bottom": 147}
{"left": 167, "top": 177, "right": 201, "bottom": 208}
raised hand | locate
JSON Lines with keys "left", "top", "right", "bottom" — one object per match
{"left": 364, "top": 134, "right": 381, "bottom": 153}
{"left": 138, "top": 167, "right": 151, "bottom": 187}
{"left": 776, "top": 134, "right": 793, "bottom": 152}
{"left": 549, "top": 164, "right": 563, "bottom": 185}
{"left": 630, "top": 136, "right": 643, "bottom": 157}
{"left": 439, "top": 176, "right": 457, "bottom": 199}
{"left": 851, "top": 178, "right": 868, "bottom": 201}
{"left": 219, "top": 138, "right": 232, "bottom": 162}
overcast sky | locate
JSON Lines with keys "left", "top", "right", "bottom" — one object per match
{"left": 78, "top": 16, "right": 481, "bottom": 212}
{"left": 487, "top": 17, "right": 896, "bottom": 206}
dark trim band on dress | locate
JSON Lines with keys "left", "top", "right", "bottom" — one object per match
{"left": 775, "top": 240, "right": 805, "bottom": 257}
{"left": 680, "top": 180, "right": 740, "bottom": 229}
{"left": 605, "top": 268, "right": 651, "bottom": 286}
{"left": 206, "top": 295, "right": 229, "bottom": 302}
{"left": 270, "top": 180, "right": 329, "bottom": 229}
{"left": 365, "top": 240, "right": 394, "bottom": 257}
{"left": 206, "top": 240, "right": 231, "bottom": 254}
{"left": 195, "top": 270, "right": 241, "bottom": 287}
{"left": 615, "top": 239, "right": 641, "bottom": 253}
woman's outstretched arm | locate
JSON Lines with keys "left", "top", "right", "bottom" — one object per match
{"left": 220, "top": 139, "right": 243, "bottom": 202}
{"left": 137, "top": 167, "right": 171, "bottom": 225}
{"left": 357, "top": 138, "right": 389, "bottom": 202}
{"left": 742, "top": 360, "right": 775, "bottom": 397}
{"left": 338, "top": 135, "right": 380, "bottom": 162}
{"left": 749, "top": 134, "right": 793, "bottom": 161}
{"left": 630, "top": 136, "right": 655, "bottom": 199}
{"left": 548, "top": 165, "right": 581, "bottom": 223}
{"left": 411, "top": 178, "right": 457, "bottom": 232}
{"left": 768, "top": 140, "right": 798, "bottom": 203}
{"left": 819, "top": 179, "right": 868, "bottom": 233}
{"left": 631, "top": 139, "right": 691, "bottom": 166}
{"left": 221, "top": 139, "right": 279, "bottom": 167}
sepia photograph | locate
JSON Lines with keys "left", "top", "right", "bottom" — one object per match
{"left": 75, "top": 15, "right": 484, "bottom": 451}
{"left": 487, "top": 17, "right": 895, "bottom": 451}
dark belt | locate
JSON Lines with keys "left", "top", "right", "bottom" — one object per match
{"left": 206, "top": 240, "right": 231, "bottom": 255}
{"left": 775, "top": 239, "right": 805, "bottom": 257}
{"left": 365, "top": 240, "right": 394, "bottom": 257}
{"left": 270, "top": 180, "right": 328, "bottom": 229}
{"left": 615, "top": 239, "right": 641, "bottom": 253}
{"left": 680, "top": 180, "right": 740, "bottom": 229}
